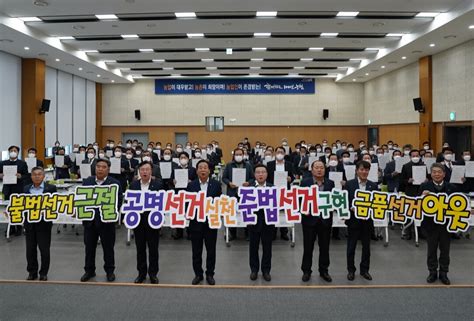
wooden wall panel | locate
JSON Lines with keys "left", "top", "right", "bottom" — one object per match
{"left": 419, "top": 56, "right": 435, "bottom": 148}
{"left": 379, "top": 124, "right": 419, "bottom": 148}
{"left": 101, "top": 125, "right": 367, "bottom": 161}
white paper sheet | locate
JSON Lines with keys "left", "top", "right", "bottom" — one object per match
{"left": 308, "top": 156, "right": 318, "bottom": 169}
{"left": 378, "top": 155, "right": 389, "bottom": 171}
{"left": 174, "top": 169, "right": 189, "bottom": 188}
{"left": 232, "top": 168, "right": 247, "bottom": 187}
{"left": 329, "top": 172, "right": 343, "bottom": 190}
{"left": 3, "top": 165, "right": 17, "bottom": 185}
{"left": 184, "top": 148, "right": 192, "bottom": 157}
{"left": 106, "top": 150, "right": 113, "bottom": 157}
{"left": 465, "top": 161, "right": 474, "bottom": 178}
{"left": 275, "top": 163, "right": 285, "bottom": 172}
{"left": 160, "top": 162, "right": 172, "bottom": 179}
{"left": 368, "top": 163, "right": 379, "bottom": 182}
{"left": 75, "top": 153, "right": 85, "bottom": 165}
{"left": 172, "top": 158, "right": 180, "bottom": 165}
{"left": 395, "top": 157, "right": 409, "bottom": 173}
{"left": 153, "top": 149, "right": 161, "bottom": 158}
{"left": 79, "top": 164, "right": 91, "bottom": 179}
{"left": 349, "top": 152, "right": 357, "bottom": 163}
{"left": 423, "top": 157, "right": 436, "bottom": 174}
{"left": 344, "top": 165, "right": 356, "bottom": 181}
{"left": 192, "top": 159, "right": 200, "bottom": 168}
{"left": 110, "top": 158, "right": 121, "bottom": 174}
{"left": 55, "top": 155, "right": 64, "bottom": 167}
{"left": 450, "top": 165, "right": 465, "bottom": 184}
{"left": 412, "top": 165, "right": 427, "bottom": 185}
{"left": 274, "top": 171, "right": 288, "bottom": 187}
{"left": 25, "top": 157, "right": 37, "bottom": 173}
{"left": 283, "top": 146, "right": 290, "bottom": 155}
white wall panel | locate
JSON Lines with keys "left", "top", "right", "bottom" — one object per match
{"left": 73, "top": 76, "right": 86, "bottom": 145}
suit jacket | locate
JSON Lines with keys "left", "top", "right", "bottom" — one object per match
{"left": 300, "top": 177, "right": 334, "bottom": 226}
{"left": 246, "top": 182, "right": 276, "bottom": 233}
{"left": 82, "top": 176, "right": 123, "bottom": 227}
{"left": 186, "top": 178, "right": 222, "bottom": 232}
{"left": 383, "top": 160, "right": 400, "bottom": 192}
{"left": 171, "top": 164, "right": 197, "bottom": 190}
{"left": 54, "top": 155, "right": 72, "bottom": 179}
{"left": 293, "top": 154, "right": 308, "bottom": 176}
{"left": 221, "top": 161, "right": 254, "bottom": 197}
{"left": 344, "top": 178, "right": 379, "bottom": 228}
{"left": 23, "top": 182, "right": 57, "bottom": 227}
{"left": 266, "top": 160, "right": 295, "bottom": 188}
{"left": 1, "top": 159, "right": 29, "bottom": 199}
{"left": 324, "top": 162, "right": 347, "bottom": 181}
{"left": 400, "top": 162, "right": 427, "bottom": 196}
{"left": 23, "top": 159, "right": 44, "bottom": 186}
{"left": 419, "top": 181, "right": 456, "bottom": 230}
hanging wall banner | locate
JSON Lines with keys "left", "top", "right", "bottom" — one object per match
{"left": 155, "top": 78, "right": 315, "bottom": 95}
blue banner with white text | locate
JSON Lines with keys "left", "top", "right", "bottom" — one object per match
{"left": 155, "top": 78, "right": 315, "bottom": 95}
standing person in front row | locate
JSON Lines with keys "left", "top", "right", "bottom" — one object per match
{"left": 80, "top": 159, "right": 123, "bottom": 283}
{"left": 23, "top": 167, "right": 57, "bottom": 281}
{"left": 129, "top": 161, "right": 164, "bottom": 284}
{"left": 187, "top": 160, "right": 222, "bottom": 285}
{"left": 300, "top": 160, "right": 334, "bottom": 283}
{"left": 344, "top": 161, "right": 378, "bottom": 281}
{"left": 248, "top": 164, "right": 275, "bottom": 282}
{"left": 420, "top": 163, "right": 456, "bottom": 285}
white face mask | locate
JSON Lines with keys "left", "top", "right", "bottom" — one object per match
{"left": 126, "top": 143, "right": 132, "bottom": 148}
{"left": 309, "top": 152, "right": 316, "bottom": 157}
{"left": 423, "top": 145, "right": 429, "bottom": 150}
{"left": 316, "top": 148, "right": 322, "bottom": 153}
{"left": 163, "top": 155, "right": 171, "bottom": 161}
{"left": 195, "top": 152, "right": 202, "bottom": 158}
{"left": 147, "top": 148, "right": 152, "bottom": 152}
{"left": 361, "top": 150, "right": 368, "bottom": 155}
{"left": 265, "top": 155, "right": 273, "bottom": 161}
{"left": 9, "top": 152, "right": 18, "bottom": 159}
{"left": 282, "top": 142, "right": 288, "bottom": 146}
{"left": 325, "top": 152, "right": 331, "bottom": 157}
{"left": 376, "top": 153, "right": 383, "bottom": 158}
{"left": 73, "top": 148, "right": 79, "bottom": 153}
{"left": 393, "top": 155, "right": 401, "bottom": 160}
{"left": 276, "top": 154, "right": 285, "bottom": 161}
{"left": 179, "top": 158, "right": 188, "bottom": 166}
{"left": 348, "top": 147, "right": 354, "bottom": 152}
{"left": 411, "top": 157, "right": 420, "bottom": 164}
{"left": 234, "top": 155, "right": 243, "bottom": 163}
{"left": 328, "top": 160, "right": 338, "bottom": 167}
{"left": 404, "top": 150, "right": 410, "bottom": 156}
{"left": 109, "top": 143, "right": 114, "bottom": 148}
{"left": 99, "top": 153, "right": 105, "bottom": 158}
{"left": 176, "top": 148, "right": 183, "bottom": 153}
{"left": 444, "top": 154, "right": 453, "bottom": 161}
{"left": 87, "top": 153, "right": 95, "bottom": 159}
{"left": 463, "top": 155, "right": 471, "bottom": 161}
{"left": 369, "top": 150, "right": 375, "bottom": 155}
{"left": 342, "top": 146, "right": 347, "bottom": 150}
{"left": 28, "top": 153, "right": 36, "bottom": 158}
{"left": 343, "top": 157, "right": 350, "bottom": 164}
{"left": 126, "top": 154, "right": 133, "bottom": 160}
{"left": 142, "top": 156, "right": 151, "bottom": 162}
{"left": 136, "top": 150, "right": 142, "bottom": 156}
{"left": 114, "top": 152, "right": 122, "bottom": 158}
{"left": 388, "top": 145, "right": 393, "bottom": 149}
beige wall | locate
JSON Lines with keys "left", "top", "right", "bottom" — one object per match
{"left": 364, "top": 62, "right": 419, "bottom": 125}
{"left": 433, "top": 40, "right": 474, "bottom": 122}
{"left": 102, "top": 79, "right": 365, "bottom": 126}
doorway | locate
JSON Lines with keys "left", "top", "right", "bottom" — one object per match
{"left": 444, "top": 125, "right": 471, "bottom": 156}
{"left": 175, "top": 132, "right": 188, "bottom": 146}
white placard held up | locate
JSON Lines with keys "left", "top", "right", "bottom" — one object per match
{"left": 308, "top": 156, "right": 318, "bottom": 169}
{"left": 465, "top": 161, "right": 474, "bottom": 178}
{"left": 328, "top": 171, "right": 343, "bottom": 190}
{"left": 368, "top": 163, "right": 379, "bottom": 183}
{"left": 160, "top": 162, "right": 172, "bottom": 179}
{"left": 412, "top": 165, "right": 427, "bottom": 185}
{"left": 174, "top": 169, "right": 189, "bottom": 188}
{"left": 450, "top": 165, "right": 465, "bottom": 184}
{"left": 395, "top": 157, "right": 408, "bottom": 173}
{"left": 172, "top": 158, "right": 180, "bottom": 165}
{"left": 3, "top": 165, "right": 17, "bottom": 185}
{"left": 106, "top": 150, "right": 113, "bottom": 158}
{"left": 423, "top": 157, "right": 436, "bottom": 174}
{"left": 153, "top": 149, "right": 161, "bottom": 159}
{"left": 232, "top": 168, "right": 247, "bottom": 187}
{"left": 79, "top": 164, "right": 92, "bottom": 179}
{"left": 274, "top": 171, "right": 288, "bottom": 187}
{"left": 110, "top": 158, "right": 121, "bottom": 174}
{"left": 25, "top": 157, "right": 37, "bottom": 173}
{"left": 378, "top": 155, "right": 389, "bottom": 171}
{"left": 192, "top": 159, "right": 200, "bottom": 168}
{"left": 344, "top": 165, "right": 356, "bottom": 181}
{"left": 283, "top": 146, "right": 290, "bottom": 155}
{"left": 75, "top": 153, "right": 85, "bottom": 166}
{"left": 55, "top": 155, "right": 64, "bottom": 167}
{"left": 349, "top": 152, "right": 357, "bottom": 163}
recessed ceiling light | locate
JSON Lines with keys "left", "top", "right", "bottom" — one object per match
{"left": 365, "top": 73, "right": 369, "bottom": 76}
{"left": 195, "top": 48, "right": 210, "bottom": 52}
{"left": 121, "top": 34, "right": 139, "bottom": 39}
{"left": 58, "top": 36, "right": 74, "bottom": 40}
{"left": 24, "top": 46, "right": 30, "bottom": 50}
{"left": 33, "top": 0, "right": 49, "bottom": 7}
{"left": 55, "top": 58, "right": 60, "bottom": 62}
{"left": 349, "top": 58, "right": 360, "bottom": 61}
{"left": 250, "top": 66, "right": 261, "bottom": 69}
{"left": 309, "top": 47, "right": 323, "bottom": 51}
{"left": 226, "top": 48, "right": 233, "bottom": 54}
{"left": 429, "top": 43, "right": 435, "bottom": 47}
{"left": 251, "top": 58, "right": 263, "bottom": 61}
{"left": 152, "top": 59, "right": 164, "bottom": 62}
{"left": 163, "top": 67, "right": 174, "bottom": 70}
{"left": 201, "top": 58, "right": 214, "bottom": 62}
{"left": 139, "top": 48, "right": 154, "bottom": 52}
{"left": 256, "top": 11, "right": 278, "bottom": 17}
{"left": 206, "top": 67, "right": 217, "bottom": 70}
{"left": 175, "top": 12, "right": 196, "bottom": 18}
{"left": 254, "top": 32, "right": 271, "bottom": 37}
{"left": 469, "top": 25, "right": 474, "bottom": 29}
{"left": 97, "top": 74, "right": 101, "bottom": 77}
{"left": 337, "top": 11, "right": 359, "bottom": 17}
{"left": 252, "top": 47, "right": 267, "bottom": 51}
{"left": 366, "top": 47, "right": 380, "bottom": 51}
{"left": 320, "top": 33, "right": 338, "bottom": 37}
{"left": 386, "top": 33, "right": 405, "bottom": 37}
{"left": 352, "top": 79, "right": 356, "bottom": 81}
{"left": 83, "top": 49, "right": 98, "bottom": 53}
{"left": 294, "top": 66, "right": 305, "bottom": 69}
{"left": 103, "top": 60, "right": 116, "bottom": 63}
{"left": 19, "top": 17, "right": 41, "bottom": 22}
{"left": 95, "top": 14, "right": 118, "bottom": 20}
{"left": 78, "top": 67, "right": 83, "bottom": 70}
{"left": 111, "top": 80, "right": 115, "bottom": 83}
{"left": 402, "top": 56, "right": 407, "bottom": 60}
{"left": 416, "top": 12, "right": 439, "bottom": 18}
{"left": 381, "top": 65, "right": 385, "bottom": 69}
{"left": 300, "top": 58, "right": 313, "bottom": 61}
{"left": 187, "top": 33, "right": 204, "bottom": 38}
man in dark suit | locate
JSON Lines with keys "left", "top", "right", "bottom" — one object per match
{"left": 187, "top": 160, "right": 222, "bottom": 286}
{"left": 248, "top": 164, "right": 275, "bottom": 282}
{"left": 267, "top": 146, "right": 295, "bottom": 241}
{"left": 23, "top": 148, "right": 44, "bottom": 186}
{"left": 440, "top": 147, "right": 455, "bottom": 183}
{"left": 54, "top": 147, "right": 72, "bottom": 180}
{"left": 23, "top": 166, "right": 57, "bottom": 281}
{"left": 383, "top": 150, "right": 402, "bottom": 193}
{"left": 345, "top": 160, "right": 379, "bottom": 281}
{"left": 109, "top": 146, "right": 130, "bottom": 191}
{"left": 80, "top": 158, "right": 123, "bottom": 283}
{"left": 222, "top": 148, "right": 254, "bottom": 240}
{"left": 420, "top": 163, "right": 457, "bottom": 285}
{"left": 300, "top": 160, "right": 334, "bottom": 283}
{"left": 81, "top": 147, "right": 98, "bottom": 177}
{"left": 129, "top": 161, "right": 164, "bottom": 284}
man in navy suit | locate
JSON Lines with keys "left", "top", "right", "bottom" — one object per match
{"left": 248, "top": 164, "right": 275, "bottom": 282}
{"left": 300, "top": 160, "right": 334, "bottom": 283}
{"left": 345, "top": 160, "right": 379, "bottom": 281}
{"left": 187, "top": 160, "right": 222, "bottom": 285}
{"left": 80, "top": 158, "right": 123, "bottom": 283}
{"left": 129, "top": 161, "right": 164, "bottom": 284}
{"left": 420, "top": 163, "right": 457, "bottom": 285}
{"left": 23, "top": 167, "right": 57, "bottom": 281}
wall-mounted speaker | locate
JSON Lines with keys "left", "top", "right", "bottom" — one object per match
{"left": 39, "top": 99, "right": 51, "bottom": 113}
{"left": 323, "top": 109, "right": 329, "bottom": 120}
{"left": 413, "top": 97, "right": 424, "bottom": 112}
{"left": 134, "top": 109, "right": 141, "bottom": 120}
